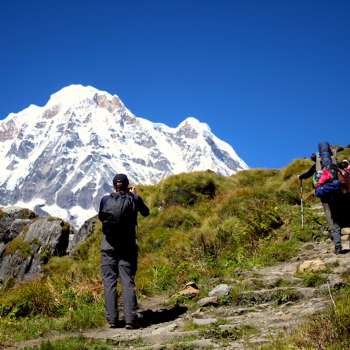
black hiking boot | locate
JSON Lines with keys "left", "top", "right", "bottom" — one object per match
{"left": 125, "top": 321, "right": 140, "bottom": 330}
{"left": 109, "top": 320, "right": 124, "bottom": 328}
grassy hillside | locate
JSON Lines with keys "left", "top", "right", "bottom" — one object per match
{"left": 1, "top": 149, "right": 349, "bottom": 348}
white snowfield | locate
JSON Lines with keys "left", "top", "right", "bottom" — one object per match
{"left": 0, "top": 85, "right": 248, "bottom": 229}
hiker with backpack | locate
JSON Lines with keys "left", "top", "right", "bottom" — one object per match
{"left": 98, "top": 173, "right": 149, "bottom": 329}
{"left": 298, "top": 143, "right": 349, "bottom": 254}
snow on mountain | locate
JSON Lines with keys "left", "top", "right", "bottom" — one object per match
{"left": 0, "top": 85, "right": 248, "bottom": 228}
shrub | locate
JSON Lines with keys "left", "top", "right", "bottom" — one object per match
{"left": 156, "top": 172, "right": 217, "bottom": 207}
{"left": 159, "top": 206, "right": 200, "bottom": 229}
{"left": 218, "top": 190, "right": 283, "bottom": 240}
{"left": 297, "top": 272, "right": 327, "bottom": 288}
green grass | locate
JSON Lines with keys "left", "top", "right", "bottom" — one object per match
{"left": 0, "top": 304, "right": 105, "bottom": 345}
{"left": 19, "top": 337, "right": 114, "bottom": 350}
{"left": 296, "top": 272, "right": 328, "bottom": 288}
{"left": 4, "top": 236, "right": 33, "bottom": 258}
{"left": 199, "top": 323, "right": 259, "bottom": 346}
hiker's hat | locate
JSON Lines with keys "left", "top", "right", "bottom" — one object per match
{"left": 113, "top": 173, "right": 129, "bottom": 187}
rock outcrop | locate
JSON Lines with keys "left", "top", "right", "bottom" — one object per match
{"left": 0, "top": 207, "right": 71, "bottom": 287}
{"left": 67, "top": 215, "right": 98, "bottom": 254}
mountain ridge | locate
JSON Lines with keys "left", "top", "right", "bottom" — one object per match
{"left": 0, "top": 84, "right": 248, "bottom": 228}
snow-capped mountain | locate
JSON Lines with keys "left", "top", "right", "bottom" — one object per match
{"left": 0, "top": 85, "right": 248, "bottom": 228}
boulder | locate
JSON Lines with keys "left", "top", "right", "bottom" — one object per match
{"left": 0, "top": 209, "right": 71, "bottom": 287}
{"left": 68, "top": 215, "right": 98, "bottom": 253}
{"left": 208, "top": 284, "right": 231, "bottom": 297}
{"left": 297, "top": 259, "right": 326, "bottom": 273}
{"left": 0, "top": 207, "right": 37, "bottom": 241}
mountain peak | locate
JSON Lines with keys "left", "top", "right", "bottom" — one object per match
{"left": 178, "top": 116, "right": 211, "bottom": 132}
{"left": 47, "top": 84, "right": 105, "bottom": 106}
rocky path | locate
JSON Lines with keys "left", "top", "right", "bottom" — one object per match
{"left": 12, "top": 240, "right": 350, "bottom": 350}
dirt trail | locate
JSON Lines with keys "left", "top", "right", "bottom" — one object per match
{"left": 10, "top": 240, "right": 350, "bottom": 350}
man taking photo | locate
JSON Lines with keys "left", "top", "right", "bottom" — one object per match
{"left": 98, "top": 173, "right": 149, "bottom": 329}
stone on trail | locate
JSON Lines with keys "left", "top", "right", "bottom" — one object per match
{"left": 178, "top": 281, "right": 200, "bottom": 298}
{"left": 193, "top": 317, "right": 217, "bottom": 326}
{"left": 197, "top": 296, "right": 219, "bottom": 307}
{"left": 297, "top": 259, "right": 326, "bottom": 273}
{"left": 208, "top": 283, "right": 231, "bottom": 297}
{"left": 327, "top": 275, "right": 346, "bottom": 289}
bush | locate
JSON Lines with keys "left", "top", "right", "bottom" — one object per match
{"left": 159, "top": 206, "right": 200, "bottom": 229}
{"left": 297, "top": 272, "right": 328, "bottom": 288}
{"left": 218, "top": 190, "right": 283, "bottom": 239}
{"left": 156, "top": 172, "right": 217, "bottom": 207}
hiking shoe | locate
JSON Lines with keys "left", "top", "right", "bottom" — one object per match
{"left": 125, "top": 322, "right": 139, "bottom": 330}
{"left": 109, "top": 320, "right": 124, "bottom": 328}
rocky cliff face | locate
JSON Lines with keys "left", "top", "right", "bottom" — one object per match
{"left": 0, "top": 85, "right": 248, "bottom": 228}
{"left": 0, "top": 207, "right": 71, "bottom": 287}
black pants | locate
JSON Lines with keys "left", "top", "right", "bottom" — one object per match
{"left": 101, "top": 248, "right": 138, "bottom": 325}
{"left": 321, "top": 193, "right": 350, "bottom": 250}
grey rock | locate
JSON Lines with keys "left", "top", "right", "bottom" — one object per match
{"left": 333, "top": 265, "right": 350, "bottom": 274}
{"left": 327, "top": 275, "right": 346, "bottom": 289}
{"left": 197, "top": 296, "right": 219, "bottom": 307}
{"left": 33, "top": 205, "right": 50, "bottom": 217}
{"left": 0, "top": 207, "right": 36, "bottom": 241}
{"left": 68, "top": 215, "right": 98, "bottom": 253}
{"left": 205, "top": 137, "right": 245, "bottom": 171}
{"left": 208, "top": 284, "right": 231, "bottom": 297}
{"left": 3, "top": 219, "right": 32, "bottom": 243}
{"left": 0, "top": 242, "right": 5, "bottom": 256}
{"left": 0, "top": 212, "right": 70, "bottom": 287}
{"left": 25, "top": 218, "right": 69, "bottom": 256}
{"left": 193, "top": 317, "right": 217, "bottom": 326}
{"left": 0, "top": 253, "right": 34, "bottom": 285}
{"left": 16, "top": 139, "right": 35, "bottom": 159}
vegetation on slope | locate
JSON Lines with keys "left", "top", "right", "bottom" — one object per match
{"left": 2, "top": 151, "right": 348, "bottom": 347}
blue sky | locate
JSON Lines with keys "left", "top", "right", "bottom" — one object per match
{"left": 0, "top": 0, "right": 349, "bottom": 168}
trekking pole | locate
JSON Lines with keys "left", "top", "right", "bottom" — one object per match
{"left": 300, "top": 179, "right": 304, "bottom": 229}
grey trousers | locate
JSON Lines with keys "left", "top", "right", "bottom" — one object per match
{"left": 322, "top": 201, "right": 342, "bottom": 249}
{"left": 101, "top": 248, "right": 138, "bottom": 325}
